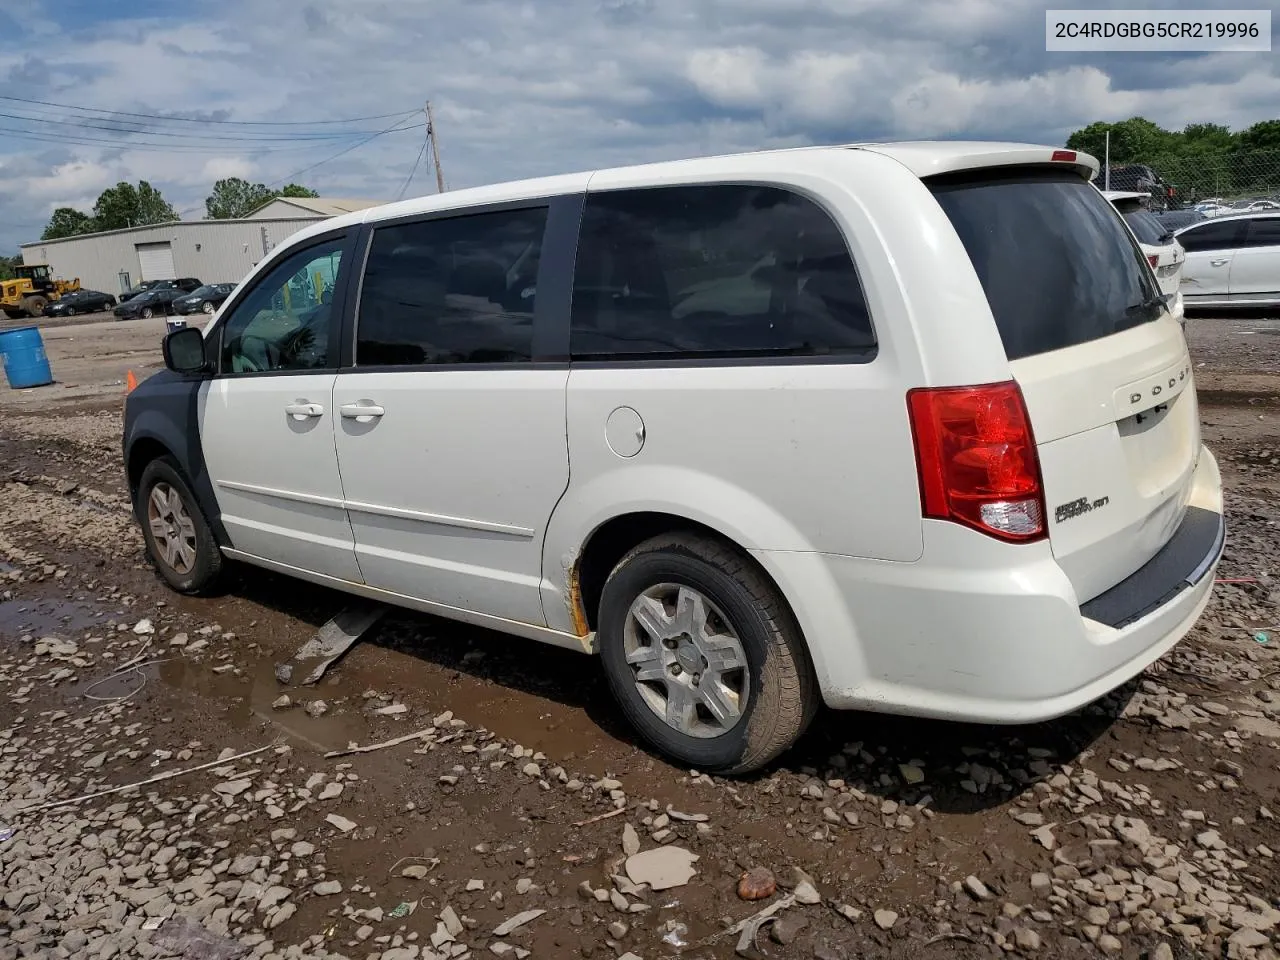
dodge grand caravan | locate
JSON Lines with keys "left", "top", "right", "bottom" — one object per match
{"left": 124, "top": 141, "right": 1224, "bottom": 774}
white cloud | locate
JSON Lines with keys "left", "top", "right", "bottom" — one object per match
{"left": 0, "top": 0, "right": 1276, "bottom": 250}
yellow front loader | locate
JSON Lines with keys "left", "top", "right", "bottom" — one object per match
{"left": 1, "top": 264, "right": 81, "bottom": 319}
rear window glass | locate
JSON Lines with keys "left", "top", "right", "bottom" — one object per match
{"left": 1122, "top": 210, "right": 1169, "bottom": 246}
{"left": 929, "top": 170, "right": 1163, "bottom": 362}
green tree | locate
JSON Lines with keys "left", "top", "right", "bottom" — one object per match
{"left": 1236, "top": 120, "right": 1280, "bottom": 152}
{"left": 205, "top": 179, "right": 319, "bottom": 218}
{"left": 92, "top": 181, "right": 178, "bottom": 231}
{"left": 41, "top": 206, "right": 96, "bottom": 240}
{"left": 0, "top": 254, "right": 18, "bottom": 281}
{"left": 205, "top": 177, "right": 275, "bottom": 219}
{"left": 1181, "top": 123, "right": 1233, "bottom": 153}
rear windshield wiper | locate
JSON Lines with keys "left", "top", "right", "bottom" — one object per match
{"left": 1126, "top": 295, "right": 1170, "bottom": 319}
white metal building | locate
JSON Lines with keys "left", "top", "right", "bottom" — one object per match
{"left": 19, "top": 198, "right": 381, "bottom": 296}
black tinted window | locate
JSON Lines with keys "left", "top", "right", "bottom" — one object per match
{"left": 1122, "top": 210, "right": 1169, "bottom": 246}
{"left": 570, "top": 184, "right": 875, "bottom": 361}
{"left": 930, "top": 170, "right": 1162, "bottom": 362}
{"left": 1177, "top": 220, "right": 1243, "bottom": 252}
{"left": 357, "top": 208, "right": 547, "bottom": 366}
{"left": 1244, "top": 218, "right": 1280, "bottom": 247}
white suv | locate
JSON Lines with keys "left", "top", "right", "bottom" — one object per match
{"left": 126, "top": 141, "right": 1224, "bottom": 774}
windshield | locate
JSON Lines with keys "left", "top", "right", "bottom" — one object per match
{"left": 1122, "top": 210, "right": 1172, "bottom": 246}
{"left": 929, "top": 169, "right": 1163, "bottom": 362}
{"left": 190, "top": 285, "right": 217, "bottom": 297}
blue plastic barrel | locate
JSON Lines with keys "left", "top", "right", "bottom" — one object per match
{"left": 0, "top": 325, "right": 54, "bottom": 389}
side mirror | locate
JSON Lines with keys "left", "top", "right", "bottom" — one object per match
{"left": 163, "top": 326, "right": 209, "bottom": 376}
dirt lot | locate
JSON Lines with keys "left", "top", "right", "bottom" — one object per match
{"left": 1, "top": 312, "right": 1278, "bottom": 960}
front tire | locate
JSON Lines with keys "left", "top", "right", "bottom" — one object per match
{"left": 64, "top": 307, "right": 76, "bottom": 316}
{"left": 202, "top": 301, "right": 215, "bottom": 314}
{"left": 597, "top": 533, "right": 817, "bottom": 775}
{"left": 140, "top": 307, "right": 153, "bottom": 319}
{"left": 137, "top": 457, "right": 223, "bottom": 594}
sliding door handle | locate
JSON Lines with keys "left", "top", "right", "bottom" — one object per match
{"left": 284, "top": 402, "right": 324, "bottom": 419}
{"left": 340, "top": 402, "right": 385, "bottom": 420}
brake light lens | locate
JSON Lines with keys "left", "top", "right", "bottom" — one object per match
{"left": 1147, "top": 254, "right": 1159, "bottom": 269}
{"left": 907, "top": 381, "right": 1046, "bottom": 542}
{"left": 1050, "top": 149, "right": 1077, "bottom": 163}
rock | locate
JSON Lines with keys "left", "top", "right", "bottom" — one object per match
{"left": 608, "top": 921, "right": 629, "bottom": 939}
{"left": 515, "top": 878, "right": 534, "bottom": 895}
{"left": 1030, "top": 873, "right": 1052, "bottom": 895}
{"left": 1228, "top": 929, "right": 1270, "bottom": 950}
{"left": 625, "top": 846, "right": 699, "bottom": 891}
{"left": 403, "top": 865, "right": 431, "bottom": 880}
{"left": 290, "top": 841, "right": 314, "bottom": 857}
{"left": 265, "top": 902, "right": 296, "bottom": 929}
{"left": 312, "top": 880, "right": 343, "bottom": 896}
{"left": 1014, "top": 928, "right": 1041, "bottom": 951}
{"left": 898, "top": 763, "right": 924, "bottom": 784}
{"left": 1152, "top": 945, "right": 1174, "bottom": 960}
{"left": 794, "top": 880, "right": 821, "bottom": 905}
{"left": 874, "top": 909, "right": 898, "bottom": 931}
{"left": 305, "top": 700, "right": 328, "bottom": 718}
{"left": 215, "top": 779, "right": 252, "bottom": 798}
{"left": 622, "top": 823, "right": 640, "bottom": 857}
{"left": 771, "top": 915, "right": 809, "bottom": 945}
{"left": 1114, "top": 816, "right": 1151, "bottom": 848}
{"left": 325, "top": 814, "right": 357, "bottom": 832}
{"left": 271, "top": 695, "right": 291, "bottom": 710}
{"left": 1097, "top": 934, "right": 1122, "bottom": 955}
{"left": 467, "top": 879, "right": 485, "bottom": 891}
{"left": 964, "top": 876, "right": 993, "bottom": 901}
{"left": 492, "top": 909, "right": 546, "bottom": 937}
{"left": 83, "top": 751, "right": 107, "bottom": 770}
{"left": 1031, "top": 825, "right": 1056, "bottom": 850}
{"left": 229, "top": 855, "right": 258, "bottom": 876}
{"left": 521, "top": 762, "right": 541, "bottom": 778}
{"left": 1215, "top": 758, "right": 1245, "bottom": 779}
{"left": 375, "top": 703, "right": 409, "bottom": 716}
{"left": 737, "top": 866, "right": 777, "bottom": 901}
{"left": 134, "top": 619, "right": 155, "bottom": 634}
{"left": 169, "top": 633, "right": 189, "bottom": 647}
{"left": 318, "top": 782, "right": 344, "bottom": 800}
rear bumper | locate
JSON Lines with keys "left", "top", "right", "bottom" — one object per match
{"left": 757, "top": 445, "right": 1223, "bottom": 723}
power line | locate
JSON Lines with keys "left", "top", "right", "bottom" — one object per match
{"left": 397, "top": 139, "right": 429, "bottom": 201}
{"left": 0, "top": 95, "right": 419, "bottom": 127}
{"left": 173, "top": 114, "right": 424, "bottom": 217}
{"left": 0, "top": 109, "right": 406, "bottom": 142}
{"left": 0, "top": 122, "right": 422, "bottom": 155}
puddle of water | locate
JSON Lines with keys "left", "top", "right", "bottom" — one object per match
{"left": 0, "top": 597, "right": 106, "bottom": 640}
{"left": 153, "top": 656, "right": 374, "bottom": 753}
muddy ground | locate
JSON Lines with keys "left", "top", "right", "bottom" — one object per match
{"left": 0, "top": 312, "right": 1278, "bottom": 960}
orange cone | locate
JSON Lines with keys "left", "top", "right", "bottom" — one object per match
{"left": 126, "top": 369, "right": 137, "bottom": 393}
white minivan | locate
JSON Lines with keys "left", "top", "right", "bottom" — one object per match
{"left": 126, "top": 141, "right": 1224, "bottom": 773}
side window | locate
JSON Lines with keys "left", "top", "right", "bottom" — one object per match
{"left": 570, "top": 184, "right": 875, "bottom": 361}
{"left": 219, "top": 238, "right": 344, "bottom": 374}
{"left": 1177, "top": 221, "right": 1242, "bottom": 252}
{"left": 1243, "top": 218, "right": 1280, "bottom": 248}
{"left": 356, "top": 207, "right": 547, "bottom": 366}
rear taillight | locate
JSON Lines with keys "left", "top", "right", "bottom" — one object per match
{"left": 907, "top": 381, "right": 1046, "bottom": 543}
{"left": 1147, "top": 254, "right": 1159, "bottom": 269}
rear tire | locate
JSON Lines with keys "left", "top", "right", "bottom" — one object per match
{"left": 597, "top": 533, "right": 817, "bottom": 775}
{"left": 21, "top": 295, "right": 48, "bottom": 317}
{"left": 136, "top": 457, "right": 223, "bottom": 594}
{"left": 202, "top": 301, "right": 215, "bottom": 314}
{"left": 64, "top": 306, "right": 76, "bottom": 316}
{"left": 140, "top": 307, "right": 153, "bottom": 319}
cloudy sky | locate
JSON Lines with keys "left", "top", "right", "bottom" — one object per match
{"left": 0, "top": 0, "right": 1277, "bottom": 252}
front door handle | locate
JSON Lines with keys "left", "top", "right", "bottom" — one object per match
{"left": 340, "top": 402, "right": 385, "bottom": 420}
{"left": 284, "top": 402, "right": 324, "bottom": 419}
{"left": 1210, "top": 258, "right": 1230, "bottom": 266}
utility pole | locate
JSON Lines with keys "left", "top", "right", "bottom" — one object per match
{"left": 1104, "top": 131, "right": 1110, "bottom": 191}
{"left": 426, "top": 100, "right": 446, "bottom": 193}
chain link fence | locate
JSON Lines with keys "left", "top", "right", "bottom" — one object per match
{"left": 1113, "top": 149, "right": 1280, "bottom": 212}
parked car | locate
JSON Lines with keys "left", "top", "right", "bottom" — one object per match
{"left": 1175, "top": 212, "right": 1280, "bottom": 309}
{"left": 1101, "top": 164, "right": 1176, "bottom": 209}
{"left": 42, "top": 289, "right": 118, "bottom": 317}
{"left": 1103, "top": 190, "right": 1185, "bottom": 320}
{"left": 1154, "top": 209, "right": 1207, "bottom": 232}
{"left": 114, "top": 288, "right": 182, "bottom": 319}
{"left": 125, "top": 141, "right": 1224, "bottom": 774}
{"left": 119, "top": 277, "right": 202, "bottom": 303}
{"left": 172, "top": 283, "right": 236, "bottom": 316}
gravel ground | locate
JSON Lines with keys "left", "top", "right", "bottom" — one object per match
{"left": 0, "top": 314, "right": 1278, "bottom": 960}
